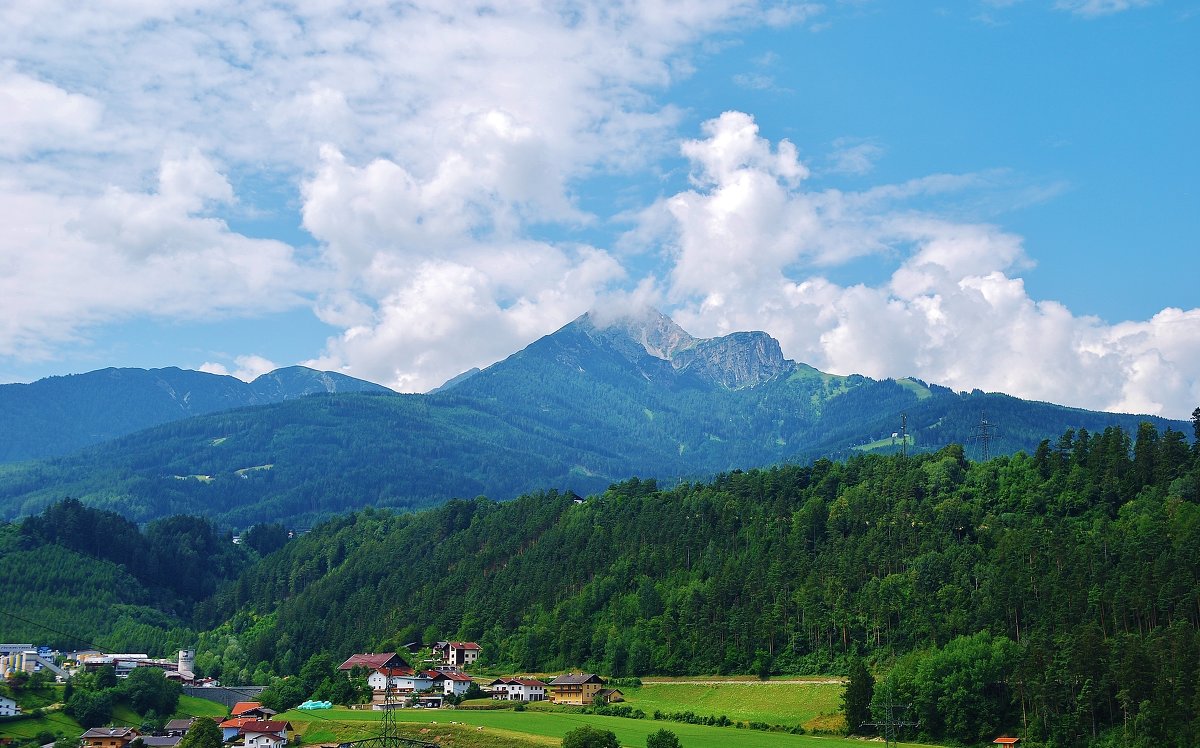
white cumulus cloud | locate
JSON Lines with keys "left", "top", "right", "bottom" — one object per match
{"left": 637, "top": 112, "right": 1200, "bottom": 418}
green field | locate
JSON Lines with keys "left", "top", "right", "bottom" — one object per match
{"left": 621, "top": 680, "right": 844, "bottom": 729}
{"left": 853, "top": 433, "right": 913, "bottom": 452}
{"left": 0, "top": 710, "right": 82, "bottom": 742}
{"left": 281, "top": 706, "right": 933, "bottom": 748}
{"left": 173, "top": 695, "right": 230, "bottom": 719}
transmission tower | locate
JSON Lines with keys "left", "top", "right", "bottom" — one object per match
{"left": 339, "top": 676, "right": 437, "bottom": 748}
{"left": 863, "top": 678, "right": 918, "bottom": 748}
{"left": 900, "top": 412, "right": 908, "bottom": 458}
{"left": 971, "top": 411, "right": 997, "bottom": 462}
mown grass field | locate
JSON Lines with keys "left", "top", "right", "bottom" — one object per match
{"left": 174, "top": 694, "right": 229, "bottom": 718}
{"left": 281, "top": 705, "right": 932, "bottom": 748}
{"left": 620, "top": 679, "right": 844, "bottom": 730}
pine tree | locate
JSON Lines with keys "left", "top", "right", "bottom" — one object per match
{"left": 843, "top": 659, "right": 875, "bottom": 735}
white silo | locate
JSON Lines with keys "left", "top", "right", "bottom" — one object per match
{"left": 178, "top": 649, "right": 196, "bottom": 674}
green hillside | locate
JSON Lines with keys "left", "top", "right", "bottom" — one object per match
{"left": 172, "top": 419, "right": 1200, "bottom": 747}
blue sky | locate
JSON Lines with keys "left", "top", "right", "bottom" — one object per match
{"left": 0, "top": 0, "right": 1197, "bottom": 417}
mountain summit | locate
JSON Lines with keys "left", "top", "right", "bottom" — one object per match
{"left": 0, "top": 309, "right": 1186, "bottom": 527}
{"left": 571, "top": 308, "right": 791, "bottom": 389}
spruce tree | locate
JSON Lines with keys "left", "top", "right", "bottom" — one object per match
{"left": 843, "top": 659, "right": 875, "bottom": 735}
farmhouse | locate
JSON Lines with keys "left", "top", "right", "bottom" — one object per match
{"left": 548, "top": 673, "right": 606, "bottom": 705}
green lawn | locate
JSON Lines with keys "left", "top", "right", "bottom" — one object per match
{"left": 281, "top": 707, "right": 933, "bottom": 748}
{"left": 174, "top": 695, "right": 229, "bottom": 719}
{"left": 621, "top": 681, "right": 844, "bottom": 729}
{"left": 0, "top": 710, "right": 82, "bottom": 741}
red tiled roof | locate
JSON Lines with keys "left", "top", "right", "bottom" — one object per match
{"left": 432, "top": 671, "right": 473, "bottom": 682}
{"left": 219, "top": 718, "right": 254, "bottom": 729}
{"left": 230, "top": 702, "right": 262, "bottom": 716}
{"left": 375, "top": 666, "right": 415, "bottom": 677}
{"left": 449, "top": 641, "right": 480, "bottom": 650}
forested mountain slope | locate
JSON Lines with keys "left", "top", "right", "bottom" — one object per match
{"left": 0, "top": 365, "right": 392, "bottom": 462}
{"left": 4, "top": 419, "right": 1199, "bottom": 745}
{"left": 183, "top": 419, "right": 1200, "bottom": 746}
{"left": 0, "top": 311, "right": 1184, "bottom": 527}
{"left": 0, "top": 499, "right": 255, "bottom": 653}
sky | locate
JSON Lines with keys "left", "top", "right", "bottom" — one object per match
{"left": 1, "top": 0, "right": 1197, "bottom": 418}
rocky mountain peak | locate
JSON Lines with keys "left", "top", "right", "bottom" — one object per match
{"left": 575, "top": 308, "right": 793, "bottom": 389}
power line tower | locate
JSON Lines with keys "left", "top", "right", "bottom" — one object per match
{"left": 971, "top": 411, "right": 996, "bottom": 462}
{"left": 863, "top": 678, "right": 918, "bottom": 748}
{"left": 339, "top": 677, "right": 437, "bottom": 748}
{"left": 900, "top": 412, "right": 908, "bottom": 458}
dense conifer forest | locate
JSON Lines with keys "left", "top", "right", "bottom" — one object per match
{"left": 4, "top": 415, "right": 1200, "bottom": 746}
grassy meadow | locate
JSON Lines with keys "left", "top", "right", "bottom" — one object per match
{"left": 280, "top": 701, "right": 932, "bottom": 748}
{"left": 619, "top": 678, "right": 845, "bottom": 730}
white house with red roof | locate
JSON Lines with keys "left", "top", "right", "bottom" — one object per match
{"left": 431, "top": 670, "right": 473, "bottom": 697}
{"left": 488, "top": 677, "right": 547, "bottom": 701}
{"left": 446, "top": 642, "right": 480, "bottom": 667}
{"left": 367, "top": 666, "right": 415, "bottom": 693}
{"left": 240, "top": 721, "right": 291, "bottom": 743}
{"left": 219, "top": 717, "right": 257, "bottom": 741}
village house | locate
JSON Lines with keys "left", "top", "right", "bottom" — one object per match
{"left": 395, "top": 671, "right": 435, "bottom": 693}
{"left": 163, "top": 719, "right": 194, "bottom": 737}
{"left": 230, "top": 702, "right": 277, "bottom": 719}
{"left": 430, "top": 642, "right": 480, "bottom": 669}
{"left": 548, "top": 673, "right": 606, "bottom": 705}
{"left": 0, "top": 696, "right": 20, "bottom": 717}
{"left": 338, "top": 652, "right": 410, "bottom": 672}
{"left": 489, "top": 677, "right": 547, "bottom": 702}
{"left": 219, "top": 717, "right": 257, "bottom": 741}
{"left": 367, "top": 666, "right": 415, "bottom": 695}
{"left": 430, "top": 670, "right": 473, "bottom": 697}
{"left": 140, "top": 737, "right": 182, "bottom": 748}
{"left": 80, "top": 728, "right": 139, "bottom": 748}
{"left": 242, "top": 721, "right": 291, "bottom": 748}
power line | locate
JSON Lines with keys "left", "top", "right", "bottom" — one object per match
{"left": 861, "top": 677, "right": 917, "bottom": 748}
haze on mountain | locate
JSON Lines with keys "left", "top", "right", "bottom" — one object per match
{"left": 0, "top": 309, "right": 1184, "bottom": 527}
{"left": 0, "top": 365, "right": 392, "bottom": 462}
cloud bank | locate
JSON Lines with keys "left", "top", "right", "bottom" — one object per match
{"left": 1, "top": 2, "right": 1195, "bottom": 417}
{"left": 634, "top": 112, "right": 1199, "bottom": 418}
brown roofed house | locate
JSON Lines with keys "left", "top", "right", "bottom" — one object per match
{"left": 548, "top": 673, "right": 606, "bottom": 705}
{"left": 81, "top": 728, "right": 139, "bottom": 748}
{"left": 338, "top": 652, "right": 409, "bottom": 672}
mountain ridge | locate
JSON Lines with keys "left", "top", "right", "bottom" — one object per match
{"left": 0, "top": 365, "right": 392, "bottom": 462}
{"left": 0, "top": 309, "right": 1187, "bottom": 527}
